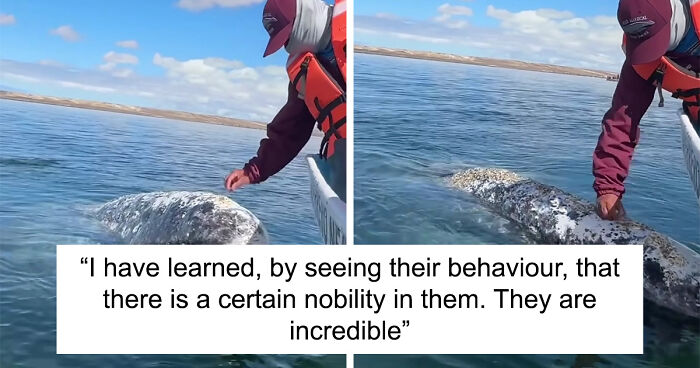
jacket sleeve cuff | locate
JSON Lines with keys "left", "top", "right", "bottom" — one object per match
{"left": 243, "top": 162, "right": 262, "bottom": 184}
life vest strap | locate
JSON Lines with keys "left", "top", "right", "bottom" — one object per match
{"left": 320, "top": 116, "right": 346, "bottom": 158}
{"left": 672, "top": 88, "right": 700, "bottom": 99}
{"left": 291, "top": 56, "right": 312, "bottom": 91}
{"left": 315, "top": 92, "right": 346, "bottom": 158}
{"left": 314, "top": 94, "right": 346, "bottom": 129}
{"left": 647, "top": 64, "right": 666, "bottom": 86}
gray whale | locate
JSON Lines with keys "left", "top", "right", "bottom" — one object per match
{"left": 96, "top": 191, "right": 268, "bottom": 245}
{"left": 450, "top": 168, "right": 700, "bottom": 319}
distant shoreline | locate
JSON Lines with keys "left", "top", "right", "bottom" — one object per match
{"left": 355, "top": 45, "right": 618, "bottom": 80}
{"left": 0, "top": 91, "right": 268, "bottom": 131}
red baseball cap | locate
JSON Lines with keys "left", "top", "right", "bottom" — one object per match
{"left": 617, "top": 0, "right": 672, "bottom": 64}
{"left": 262, "top": 0, "right": 296, "bottom": 57}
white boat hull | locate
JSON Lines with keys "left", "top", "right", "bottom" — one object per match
{"left": 680, "top": 111, "right": 700, "bottom": 204}
{"left": 307, "top": 155, "right": 346, "bottom": 244}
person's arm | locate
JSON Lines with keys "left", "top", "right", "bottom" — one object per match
{"left": 244, "top": 83, "right": 316, "bottom": 183}
{"left": 592, "top": 59, "right": 656, "bottom": 198}
{"left": 225, "top": 83, "right": 315, "bottom": 191}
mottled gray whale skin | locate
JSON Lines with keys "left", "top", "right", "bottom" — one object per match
{"left": 450, "top": 168, "right": 700, "bottom": 319}
{"left": 96, "top": 191, "right": 268, "bottom": 245}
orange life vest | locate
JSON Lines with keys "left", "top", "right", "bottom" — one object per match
{"left": 287, "top": 0, "right": 347, "bottom": 158}
{"left": 624, "top": 1, "right": 700, "bottom": 121}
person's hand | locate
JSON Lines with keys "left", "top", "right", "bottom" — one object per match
{"left": 224, "top": 169, "right": 251, "bottom": 192}
{"left": 596, "top": 193, "right": 625, "bottom": 220}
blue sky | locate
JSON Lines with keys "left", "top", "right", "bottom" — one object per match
{"left": 356, "top": 0, "right": 625, "bottom": 71}
{"left": 0, "top": 0, "right": 295, "bottom": 121}
{"left": 356, "top": 1, "right": 615, "bottom": 24}
{"left": 0, "top": 0, "right": 626, "bottom": 119}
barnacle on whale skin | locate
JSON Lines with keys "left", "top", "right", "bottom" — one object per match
{"left": 450, "top": 168, "right": 700, "bottom": 319}
{"left": 96, "top": 191, "right": 269, "bottom": 245}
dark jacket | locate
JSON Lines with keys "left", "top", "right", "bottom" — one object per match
{"left": 244, "top": 50, "right": 345, "bottom": 183}
{"left": 592, "top": 54, "right": 699, "bottom": 197}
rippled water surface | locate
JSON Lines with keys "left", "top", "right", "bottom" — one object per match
{"left": 0, "top": 99, "right": 343, "bottom": 367}
{"left": 354, "top": 54, "right": 699, "bottom": 367}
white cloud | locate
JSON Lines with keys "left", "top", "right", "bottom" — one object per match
{"left": 39, "top": 60, "right": 65, "bottom": 67}
{"left": 151, "top": 53, "right": 288, "bottom": 119}
{"left": 57, "top": 81, "right": 116, "bottom": 93}
{"left": 1, "top": 72, "right": 40, "bottom": 83}
{"left": 203, "top": 57, "right": 244, "bottom": 69}
{"left": 50, "top": 25, "right": 81, "bottom": 42}
{"left": 560, "top": 18, "right": 589, "bottom": 30}
{"left": 116, "top": 40, "right": 139, "bottom": 49}
{"left": 98, "top": 63, "right": 116, "bottom": 72}
{"left": 0, "top": 13, "right": 15, "bottom": 25}
{"left": 391, "top": 32, "right": 451, "bottom": 44}
{"left": 484, "top": 5, "right": 620, "bottom": 49}
{"left": 434, "top": 3, "right": 473, "bottom": 29}
{"left": 375, "top": 13, "right": 400, "bottom": 20}
{"left": 0, "top": 54, "right": 289, "bottom": 121}
{"left": 436, "top": 3, "right": 473, "bottom": 18}
{"left": 486, "top": 6, "right": 557, "bottom": 34}
{"left": 176, "top": 0, "right": 264, "bottom": 11}
{"left": 99, "top": 51, "right": 139, "bottom": 77}
{"left": 535, "top": 9, "right": 575, "bottom": 20}
{"left": 356, "top": 27, "right": 450, "bottom": 44}
{"left": 103, "top": 51, "right": 139, "bottom": 65}
{"left": 356, "top": 4, "right": 624, "bottom": 71}
{"left": 593, "top": 16, "right": 619, "bottom": 26}
{"left": 111, "top": 69, "right": 134, "bottom": 78}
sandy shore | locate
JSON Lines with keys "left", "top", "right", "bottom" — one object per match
{"left": 0, "top": 91, "right": 267, "bottom": 131}
{"left": 355, "top": 45, "right": 618, "bottom": 79}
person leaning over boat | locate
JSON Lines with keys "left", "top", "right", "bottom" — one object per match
{"left": 593, "top": 0, "right": 700, "bottom": 220}
{"left": 224, "top": 0, "right": 347, "bottom": 199}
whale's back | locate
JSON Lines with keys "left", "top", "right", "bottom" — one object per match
{"left": 450, "top": 168, "right": 700, "bottom": 318}
{"left": 96, "top": 191, "right": 268, "bottom": 245}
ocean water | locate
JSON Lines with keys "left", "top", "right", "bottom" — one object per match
{"left": 0, "top": 99, "right": 343, "bottom": 367}
{"left": 354, "top": 54, "right": 699, "bottom": 367}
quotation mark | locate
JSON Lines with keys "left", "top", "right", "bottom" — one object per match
{"left": 80, "top": 256, "right": 94, "bottom": 276}
{"left": 402, "top": 320, "right": 410, "bottom": 327}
